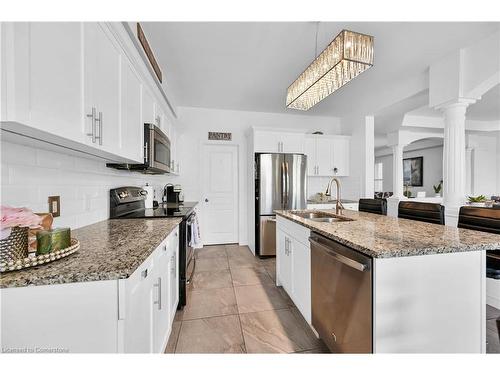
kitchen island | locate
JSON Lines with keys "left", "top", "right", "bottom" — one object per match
{"left": 274, "top": 209, "right": 500, "bottom": 353}
{"left": 1, "top": 218, "right": 182, "bottom": 353}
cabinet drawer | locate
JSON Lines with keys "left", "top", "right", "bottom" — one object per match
{"left": 276, "top": 216, "right": 311, "bottom": 247}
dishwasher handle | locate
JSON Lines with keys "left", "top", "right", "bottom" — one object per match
{"left": 309, "top": 238, "right": 368, "bottom": 272}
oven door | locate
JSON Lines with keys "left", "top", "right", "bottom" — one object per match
{"left": 146, "top": 124, "right": 171, "bottom": 173}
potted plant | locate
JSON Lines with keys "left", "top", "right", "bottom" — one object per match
{"left": 467, "top": 195, "right": 487, "bottom": 207}
{"left": 403, "top": 184, "right": 412, "bottom": 198}
{"left": 433, "top": 180, "right": 443, "bottom": 197}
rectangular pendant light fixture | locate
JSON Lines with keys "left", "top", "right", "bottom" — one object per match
{"left": 286, "top": 29, "right": 374, "bottom": 111}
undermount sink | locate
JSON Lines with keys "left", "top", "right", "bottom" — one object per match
{"left": 290, "top": 211, "right": 353, "bottom": 223}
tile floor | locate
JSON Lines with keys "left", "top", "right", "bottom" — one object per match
{"left": 486, "top": 304, "right": 500, "bottom": 354}
{"left": 165, "top": 244, "right": 500, "bottom": 354}
{"left": 165, "top": 244, "right": 329, "bottom": 354}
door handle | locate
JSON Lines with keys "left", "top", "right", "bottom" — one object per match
{"left": 308, "top": 238, "right": 368, "bottom": 272}
{"left": 205, "top": 198, "right": 209, "bottom": 203}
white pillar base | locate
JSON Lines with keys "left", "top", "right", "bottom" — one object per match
{"left": 387, "top": 196, "right": 405, "bottom": 217}
{"left": 444, "top": 204, "right": 460, "bottom": 227}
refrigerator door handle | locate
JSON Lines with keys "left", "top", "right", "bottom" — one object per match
{"left": 285, "top": 161, "right": 290, "bottom": 210}
{"left": 281, "top": 161, "right": 286, "bottom": 209}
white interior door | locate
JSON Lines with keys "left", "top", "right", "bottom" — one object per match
{"left": 201, "top": 144, "right": 238, "bottom": 245}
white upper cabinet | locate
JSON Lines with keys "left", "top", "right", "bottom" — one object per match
{"left": 1, "top": 22, "right": 177, "bottom": 165}
{"left": 1, "top": 23, "right": 84, "bottom": 140}
{"left": 121, "top": 61, "right": 143, "bottom": 163}
{"left": 305, "top": 135, "right": 351, "bottom": 177}
{"left": 304, "top": 137, "right": 317, "bottom": 175}
{"left": 83, "top": 23, "right": 121, "bottom": 154}
{"left": 142, "top": 87, "right": 156, "bottom": 125}
{"left": 253, "top": 129, "right": 304, "bottom": 154}
{"left": 30, "top": 23, "right": 85, "bottom": 142}
{"left": 332, "top": 137, "right": 350, "bottom": 176}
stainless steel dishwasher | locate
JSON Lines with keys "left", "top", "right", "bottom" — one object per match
{"left": 309, "top": 233, "right": 373, "bottom": 353}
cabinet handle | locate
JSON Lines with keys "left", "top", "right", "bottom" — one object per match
{"left": 154, "top": 277, "right": 162, "bottom": 310}
{"left": 86, "top": 107, "right": 97, "bottom": 143}
{"left": 98, "top": 111, "right": 103, "bottom": 145}
{"left": 141, "top": 269, "right": 148, "bottom": 279}
{"left": 163, "top": 244, "right": 167, "bottom": 252}
{"left": 170, "top": 254, "right": 175, "bottom": 273}
{"left": 94, "top": 111, "right": 102, "bottom": 145}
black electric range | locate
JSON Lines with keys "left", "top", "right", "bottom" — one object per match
{"left": 109, "top": 186, "right": 198, "bottom": 309}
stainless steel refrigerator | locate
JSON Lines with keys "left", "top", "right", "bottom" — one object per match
{"left": 255, "top": 153, "right": 307, "bottom": 256}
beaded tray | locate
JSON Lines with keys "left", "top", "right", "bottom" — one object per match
{"left": 0, "top": 239, "right": 80, "bottom": 273}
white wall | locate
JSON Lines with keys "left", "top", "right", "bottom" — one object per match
{"left": 340, "top": 115, "right": 375, "bottom": 200}
{"left": 167, "top": 106, "right": 341, "bottom": 246}
{"left": 0, "top": 139, "right": 174, "bottom": 229}
{"left": 375, "top": 144, "right": 444, "bottom": 197}
{"left": 467, "top": 132, "right": 499, "bottom": 197}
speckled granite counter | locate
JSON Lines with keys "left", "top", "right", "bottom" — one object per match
{"left": 0, "top": 218, "right": 182, "bottom": 288}
{"left": 275, "top": 209, "right": 500, "bottom": 258}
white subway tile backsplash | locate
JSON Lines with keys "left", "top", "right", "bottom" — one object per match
{"left": 1, "top": 141, "right": 174, "bottom": 229}
{"left": 36, "top": 148, "right": 76, "bottom": 169}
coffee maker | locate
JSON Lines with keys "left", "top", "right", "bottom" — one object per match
{"left": 164, "top": 184, "right": 183, "bottom": 204}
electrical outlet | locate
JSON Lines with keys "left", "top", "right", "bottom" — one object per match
{"left": 48, "top": 196, "right": 61, "bottom": 217}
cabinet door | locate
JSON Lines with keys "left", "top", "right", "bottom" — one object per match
{"left": 168, "top": 229, "right": 180, "bottom": 323}
{"left": 29, "top": 23, "right": 85, "bottom": 142}
{"left": 84, "top": 23, "right": 121, "bottom": 153}
{"left": 276, "top": 229, "right": 292, "bottom": 294}
{"left": 124, "top": 257, "right": 155, "bottom": 353}
{"left": 121, "top": 60, "right": 143, "bottom": 162}
{"left": 304, "top": 137, "right": 317, "bottom": 176}
{"left": 281, "top": 133, "right": 304, "bottom": 154}
{"left": 142, "top": 87, "right": 156, "bottom": 125}
{"left": 153, "top": 240, "right": 170, "bottom": 353}
{"left": 332, "top": 138, "right": 350, "bottom": 176}
{"left": 316, "top": 137, "right": 334, "bottom": 176}
{"left": 254, "top": 131, "right": 281, "bottom": 153}
{"left": 291, "top": 239, "right": 311, "bottom": 324}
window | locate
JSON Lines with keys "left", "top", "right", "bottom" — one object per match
{"left": 374, "top": 162, "right": 383, "bottom": 192}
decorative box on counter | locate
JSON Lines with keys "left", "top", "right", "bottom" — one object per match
{"left": 36, "top": 228, "right": 71, "bottom": 255}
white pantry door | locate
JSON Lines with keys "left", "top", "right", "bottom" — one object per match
{"left": 201, "top": 144, "right": 238, "bottom": 245}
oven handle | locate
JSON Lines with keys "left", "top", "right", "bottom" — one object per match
{"left": 309, "top": 238, "right": 367, "bottom": 272}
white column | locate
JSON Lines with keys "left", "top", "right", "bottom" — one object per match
{"left": 392, "top": 144, "right": 405, "bottom": 198}
{"left": 439, "top": 100, "right": 474, "bottom": 226}
{"left": 386, "top": 143, "right": 405, "bottom": 217}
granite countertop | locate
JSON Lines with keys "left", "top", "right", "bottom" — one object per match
{"left": 0, "top": 218, "right": 182, "bottom": 289}
{"left": 275, "top": 209, "right": 500, "bottom": 258}
{"left": 307, "top": 199, "right": 358, "bottom": 204}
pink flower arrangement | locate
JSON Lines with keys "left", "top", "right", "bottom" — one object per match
{"left": 1, "top": 205, "right": 42, "bottom": 240}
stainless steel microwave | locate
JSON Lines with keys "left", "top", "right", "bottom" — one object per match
{"left": 106, "top": 123, "right": 171, "bottom": 174}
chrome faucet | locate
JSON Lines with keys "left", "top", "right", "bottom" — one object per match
{"left": 325, "top": 177, "right": 344, "bottom": 215}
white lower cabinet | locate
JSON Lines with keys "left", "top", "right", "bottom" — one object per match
{"left": 0, "top": 227, "right": 180, "bottom": 353}
{"left": 276, "top": 217, "right": 311, "bottom": 324}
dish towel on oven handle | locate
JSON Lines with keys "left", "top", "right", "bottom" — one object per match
{"left": 189, "top": 214, "right": 203, "bottom": 249}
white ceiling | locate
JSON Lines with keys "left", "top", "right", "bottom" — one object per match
{"left": 141, "top": 22, "right": 499, "bottom": 118}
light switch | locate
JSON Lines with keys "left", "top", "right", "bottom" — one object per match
{"left": 48, "top": 196, "right": 61, "bottom": 217}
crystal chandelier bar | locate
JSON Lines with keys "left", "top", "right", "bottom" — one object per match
{"left": 286, "top": 29, "right": 374, "bottom": 111}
